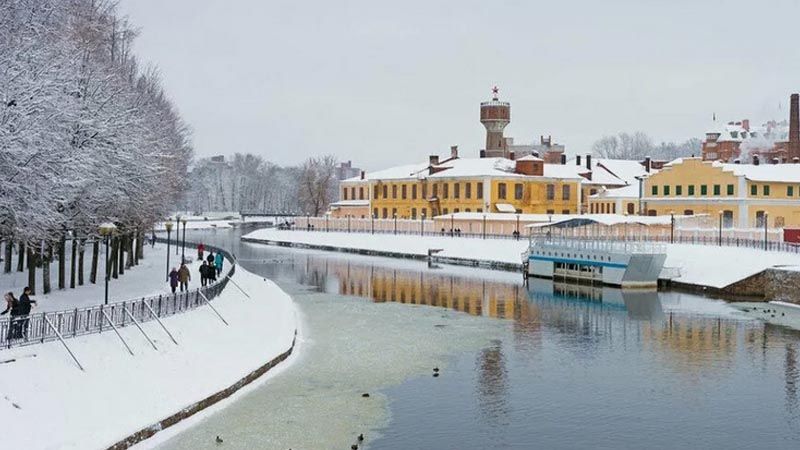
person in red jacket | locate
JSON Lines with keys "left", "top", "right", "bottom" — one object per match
{"left": 197, "top": 242, "right": 205, "bottom": 261}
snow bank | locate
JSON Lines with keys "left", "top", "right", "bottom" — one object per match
{"left": 154, "top": 220, "right": 235, "bottom": 231}
{"left": 243, "top": 229, "right": 800, "bottom": 289}
{"left": 0, "top": 265, "right": 297, "bottom": 450}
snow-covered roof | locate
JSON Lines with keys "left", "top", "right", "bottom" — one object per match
{"left": 329, "top": 200, "right": 369, "bottom": 207}
{"left": 590, "top": 184, "right": 640, "bottom": 199}
{"left": 566, "top": 157, "right": 649, "bottom": 186}
{"left": 516, "top": 154, "right": 543, "bottom": 161}
{"left": 343, "top": 163, "right": 428, "bottom": 182}
{"left": 525, "top": 214, "right": 679, "bottom": 228}
{"left": 495, "top": 203, "right": 516, "bottom": 213}
{"left": 429, "top": 157, "right": 519, "bottom": 178}
{"left": 717, "top": 162, "right": 800, "bottom": 183}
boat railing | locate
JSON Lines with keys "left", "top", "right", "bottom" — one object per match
{"left": 527, "top": 235, "right": 666, "bottom": 255}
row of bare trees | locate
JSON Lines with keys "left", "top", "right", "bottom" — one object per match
{"left": 1, "top": 1, "right": 192, "bottom": 294}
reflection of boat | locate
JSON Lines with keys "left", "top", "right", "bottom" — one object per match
{"left": 528, "top": 278, "right": 664, "bottom": 320}
{"left": 523, "top": 236, "right": 666, "bottom": 288}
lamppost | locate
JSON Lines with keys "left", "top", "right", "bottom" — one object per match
{"left": 326, "top": 214, "right": 329, "bottom": 232}
{"left": 347, "top": 215, "right": 351, "bottom": 233}
{"left": 718, "top": 210, "right": 723, "bottom": 246}
{"left": 420, "top": 213, "right": 425, "bottom": 236}
{"left": 164, "top": 220, "right": 173, "bottom": 281}
{"left": 670, "top": 210, "right": 675, "bottom": 244}
{"left": 99, "top": 222, "right": 117, "bottom": 305}
{"left": 482, "top": 214, "right": 487, "bottom": 240}
{"left": 175, "top": 215, "right": 181, "bottom": 255}
{"left": 393, "top": 213, "right": 397, "bottom": 235}
{"left": 516, "top": 213, "right": 520, "bottom": 240}
{"left": 450, "top": 214, "right": 454, "bottom": 237}
{"left": 764, "top": 212, "right": 769, "bottom": 250}
{"left": 180, "top": 217, "right": 187, "bottom": 263}
{"left": 372, "top": 213, "right": 376, "bottom": 234}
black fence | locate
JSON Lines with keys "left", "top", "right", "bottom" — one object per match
{"left": 0, "top": 242, "right": 236, "bottom": 349}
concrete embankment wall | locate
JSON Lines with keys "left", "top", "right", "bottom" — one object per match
{"left": 705, "top": 268, "right": 800, "bottom": 303}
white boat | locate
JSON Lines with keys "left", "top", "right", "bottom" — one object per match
{"left": 522, "top": 236, "right": 667, "bottom": 288}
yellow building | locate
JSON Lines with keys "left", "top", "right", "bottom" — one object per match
{"left": 641, "top": 157, "right": 800, "bottom": 228}
{"left": 336, "top": 153, "right": 588, "bottom": 220}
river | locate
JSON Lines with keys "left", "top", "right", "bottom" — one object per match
{"left": 151, "top": 227, "right": 800, "bottom": 449}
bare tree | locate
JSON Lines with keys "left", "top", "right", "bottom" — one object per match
{"left": 298, "top": 155, "right": 338, "bottom": 216}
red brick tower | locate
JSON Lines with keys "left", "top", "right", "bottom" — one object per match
{"left": 789, "top": 93, "right": 800, "bottom": 161}
{"left": 480, "top": 86, "right": 511, "bottom": 158}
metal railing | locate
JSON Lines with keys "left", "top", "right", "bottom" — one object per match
{"left": 0, "top": 242, "right": 236, "bottom": 350}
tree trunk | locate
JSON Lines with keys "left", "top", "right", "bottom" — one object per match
{"left": 135, "top": 231, "right": 143, "bottom": 264}
{"left": 90, "top": 240, "right": 99, "bottom": 284}
{"left": 117, "top": 235, "right": 125, "bottom": 276}
{"left": 125, "top": 233, "right": 134, "bottom": 269}
{"left": 27, "top": 246, "right": 36, "bottom": 295}
{"left": 42, "top": 243, "right": 51, "bottom": 294}
{"left": 111, "top": 236, "right": 119, "bottom": 279}
{"left": 3, "top": 240, "right": 12, "bottom": 273}
{"left": 78, "top": 239, "right": 85, "bottom": 286}
{"left": 17, "top": 241, "right": 24, "bottom": 272}
{"left": 70, "top": 237, "right": 77, "bottom": 288}
{"left": 57, "top": 234, "right": 65, "bottom": 289}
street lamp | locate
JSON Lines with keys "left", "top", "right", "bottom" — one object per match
{"left": 670, "top": 210, "right": 675, "bottom": 244}
{"left": 180, "top": 217, "right": 187, "bottom": 263}
{"left": 450, "top": 214, "right": 454, "bottom": 237}
{"left": 764, "top": 212, "right": 769, "bottom": 250}
{"left": 164, "top": 220, "right": 173, "bottom": 282}
{"left": 347, "top": 215, "right": 351, "bottom": 233}
{"left": 420, "top": 213, "right": 425, "bottom": 236}
{"left": 516, "top": 213, "right": 520, "bottom": 240}
{"left": 482, "top": 214, "right": 487, "bottom": 240}
{"left": 372, "top": 213, "right": 376, "bottom": 234}
{"left": 175, "top": 215, "right": 181, "bottom": 255}
{"left": 98, "top": 222, "right": 117, "bottom": 305}
{"left": 393, "top": 213, "right": 398, "bottom": 235}
{"left": 718, "top": 210, "right": 723, "bottom": 246}
{"left": 326, "top": 214, "right": 329, "bottom": 232}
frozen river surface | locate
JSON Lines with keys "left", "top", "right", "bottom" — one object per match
{"left": 151, "top": 228, "right": 800, "bottom": 449}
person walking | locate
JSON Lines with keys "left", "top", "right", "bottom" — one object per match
{"left": 178, "top": 263, "right": 191, "bottom": 292}
{"left": 197, "top": 243, "right": 205, "bottom": 261}
{"left": 16, "top": 287, "right": 35, "bottom": 340}
{"left": 214, "top": 252, "right": 224, "bottom": 277}
{"left": 199, "top": 261, "right": 209, "bottom": 287}
{"left": 206, "top": 251, "right": 215, "bottom": 265}
{"left": 168, "top": 267, "right": 179, "bottom": 294}
{"left": 1, "top": 292, "right": 21, "bottom": 340}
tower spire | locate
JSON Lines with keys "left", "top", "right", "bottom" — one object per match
{"left": 492, "top": 85, "right": 499, "bottom": 101}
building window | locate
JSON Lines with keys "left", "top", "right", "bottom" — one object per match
{"left": 411, "top": 208, "right": 417, "bottom": 219}
{"left": 750, "top": 184, "right": 757, "bottom": 196}
{"left": 647, "top": 209, "right": 657, "bottom": 216}
{"left": 477, "top": 182, "right": 484, "bottom": 198}
{"left": 713, "top": 185, "right": 720, "bottom": 196}
{"left": 383, "top": 185, "right": 388, "bottom": 198}
{"left": 422, "top": 184, "right": 427, "bottom": 199}
{"left": 359, "top": 187, "right": 364, "bottom": 199}
{"left": 401, "top": 184, "right": 407, "bottom": 199}
{"left": 443, "top": 183, "right": 449, "bottom": 199}
{"left": 422, "top": 208, "right": 427, "bottom": 217}
{"left": 676, "top": 185, "right": 682, "bottom": 196}
{"left": 562, "top": 209, "right": 570, "bottom": 214}
{"left": 627, "top": 203, "right": 635, "bottom": 214}
{"left": 432, "top": 183, "right": 438, "bottom": 198}
{"left": 465, "top": 208, "right": 471, "bottom": 212}
{"left": 454, "top": 208, "right": 460, "bottom": 213}
{"left": 700, "top": 185, "right": 708, "bottom": 195}
{"left": 392, "top": 185, "right": 397, "bottom": 199}
{"left": 498, "top": 183, "right": 507, "bottom": 199}
{"left": 373, "top": 208, "right": 378, "bottom": 218}
{"left": 789, "top": 186, "right": 795, "bottom": 197}
{"left": 477, "top": 208, "right": 483, "bottom": 213}
{"left": 454, "top": 183, "right": 460, "bottom": 199}
{"left": 763, "top": 185, "right": 770, "bottom": 196}
{"left": 412, "top": 184, "right": 417, "bottom": 199}
{"left": 688, "top": 185, "right": 695, "bottom": 196}
{"left": 651, "top": 185, "right": 658, "bottom": 196}
{"left": 726, "top": 184, "right": 734, "bottom": 196}
{"left": 664, "top": 185, "right": 671, "bottom": 196}
{"left": 382, "top": 208, "right": 388, "bottom": 219}
{"left": 756, "top": 210, "right": 766, "bottom": 227}
{"left": 684, "top": 209, "right": 693, "bottom": 215}
{"left": 374, "top": 186, "right": 379, "bottom": 199}
{"left": 343, "top": 189, "right": 348, "bottom": 200}
{"left": 562, "top": 185, "right": 571, "bottom": 200}
{"left": 514, "top": 183, "right": 523, "bottom": 200}
{"left": 547, "top": 209, "right": 555, "bottom": 214}
{"left": 546, "top": 184, "right": 555, "bottom": 200}
{"left": 443, "top": 208, "right": 449, "bottom": 215}
{"left": 465, "top": 183, "right": 472, "bottom": 199}
{"left": 392, "top": 208, "right": 397, "bottom": 217}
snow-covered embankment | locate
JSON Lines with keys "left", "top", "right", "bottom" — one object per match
{"left": 0, "top": 265, "right": 298, "bottom": 450}
{"left": 242, "top": 228, "right": 800, "bottom": 290}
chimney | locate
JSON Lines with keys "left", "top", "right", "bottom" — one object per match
{"left": 576, "top": 155, "right": 582, "bottom": 166}
{"left": 644, "top": 156, "right": 651, "bottom": 173}
{"left": 753, "top": 155, "right": 760, "bottom": 166}
{"left": 742, "top": 119, "right": 750, "bottom": 131}
{"left": 585, "top": 154, "right": 591, "bottom": 170}
{"left": 533, "top": 151, "right": 540, "bottom": 158}
{"left": 429, "top": 155, "right": 439, "bottom": 166}
{"left": 450, "top": 145, "right": 458, "bottom": 159}
{"left": 791, "top": 94, "right": 799, "bottom": 144}
{"left": 360, "top": 170, "right": 365, "bottom": 180}
{"left": 509, "top": 151, "right": 515, "bottom": 161}
{"left": 560, "top": 153, "right": 566, "bottom": 165}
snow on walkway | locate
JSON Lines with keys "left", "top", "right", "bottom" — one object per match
{"left": 0, "top": 243, "right": 205, "bottom": 313}
{"left": 0, "top": 265, "right": 298, "bottom": 450}
{"left": 243, "top": 229, "right": 800, "bottom": 289}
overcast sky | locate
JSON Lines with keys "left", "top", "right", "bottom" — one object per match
{"left": 120, "top": 0, "right": 800, "bottom": 170}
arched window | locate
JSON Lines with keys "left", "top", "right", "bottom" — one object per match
{"left": 627, "top": 203, "right": 635, "bottom": 215}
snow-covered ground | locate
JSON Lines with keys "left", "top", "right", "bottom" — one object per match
{"left": 243, "top": 229, "right": 800, "bottom": 289}
{"left": 0, "top": 243, "right": 205, "bottom": 312}
{"left": 0, "top": 264, "right": 298, "bottom": 450}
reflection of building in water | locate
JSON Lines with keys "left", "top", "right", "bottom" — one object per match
{"left": 640, "top": 316, "right": 738, "bottom": 376}
{"left": 476, "top": 341, "right": 509, "bottom": 426}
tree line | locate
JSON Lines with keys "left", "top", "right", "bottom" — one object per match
{"left": 592, "top": 132, "right": 702, "bottom": 160}
{"left": 184, "top": 154, "right": 339, "bottom": 217}
{"left": 1, "top": 0, "right": 192, "bottom": 294}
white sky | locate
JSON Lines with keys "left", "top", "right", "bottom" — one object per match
{"left": 120, "top": 0, "right": 800, "bottom": 170}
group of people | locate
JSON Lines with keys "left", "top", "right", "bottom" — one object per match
{"left": 167, "top": 243, "right": 224, "bottom": 293}
{"left": 441, "top": 228, "right": 463, "bottom": 237}
{"left": 1, "top": 287, "right": 36, "bottom": 340}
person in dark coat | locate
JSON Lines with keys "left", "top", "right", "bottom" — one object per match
{"left": 206, "top": 251, "right": 215, "bottom": 265}
{"left": 199, "top": 261, "right": 209, "bottom": 287}
{"left": 16, "top": 287, "right": 35, "bottom": 339}
{"left": 168, "top": 267, "right": 179, "bottom": 294}
{"left": 1, "top": 292, "right": 21, "bottom": 340}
